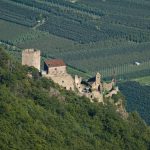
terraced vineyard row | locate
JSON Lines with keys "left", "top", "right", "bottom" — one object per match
{"left": 0, "top": 0, "right": 150, "bottom": 79}
{"left": 99, "top": 61, "right": 150, "bottom": 79}
{"left": 0, "top": 0, "right": 41, "bottom": 27}
{"left": 7, "top": 0, "right": 150, "bottom": 43}
{"left": 38, "top": 15, "right": 108, "bottom": 43}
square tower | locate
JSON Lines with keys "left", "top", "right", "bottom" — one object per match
{"left": 22, "top": 49, "right": 41, "bottom": 71}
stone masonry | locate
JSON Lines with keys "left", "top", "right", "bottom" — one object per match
{"left": 21, "top": 49, "right": 119, "bottom": 102}
{"left": 43, "top": 59, "right": 75, "bottom": 91}
{"left": 22, "top": 49, "right": 41, "bottom": 71}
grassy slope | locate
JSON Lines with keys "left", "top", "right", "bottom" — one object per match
{"left": 0, "top": 47, "right": 150, "bottom": 150}
{"left": 133, "top": 76, "right": 150, "bottom": 86}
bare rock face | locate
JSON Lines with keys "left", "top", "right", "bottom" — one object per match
{"left": 115, "top": 99, "right": 128, "bottom": 119}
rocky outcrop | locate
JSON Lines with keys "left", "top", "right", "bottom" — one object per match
{"left": 115, "top": 99, "right": 128, "bottom": 119}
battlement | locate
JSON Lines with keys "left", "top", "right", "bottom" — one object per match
{"left": 22, "top": 49, "right": 40, "bottom": 54}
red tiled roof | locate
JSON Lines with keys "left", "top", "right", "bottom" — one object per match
{"left": 45, "top": 59, "right": 66, "bottom": 67}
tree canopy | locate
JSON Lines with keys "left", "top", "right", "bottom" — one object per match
{"left": 0, "top": 47, "right": 150, "bottom": 150}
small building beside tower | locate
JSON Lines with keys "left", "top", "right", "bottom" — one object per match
{"left": 44, "top": 59, "right": 67, "bottom": 76}
{"left": 43, "top": 59, "right": 75, "bottom": 91}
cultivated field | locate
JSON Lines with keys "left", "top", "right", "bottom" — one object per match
{"left": 0, "top": 0, "right": 150, "bottom": 79}
{"left": 133, "top": 76, "right": 150, "bottom": 86}
{"left": 0, "top": 20, "right": 29, "bottom": 41}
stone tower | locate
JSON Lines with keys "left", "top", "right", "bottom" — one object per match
{"left": 22, "top": 49, "right": 41, "bottom": 71}
{"left": 96, "top": 72, "right": 101, "bottom": 85}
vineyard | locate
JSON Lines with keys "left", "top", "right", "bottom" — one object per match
{"left": 3, "top": 0, "right": 150, "bottom": 43}
{"left": 0, "top": 0, "right": 42, "bottom": 27}
{"left": 0, "top": 20, "right": 29, "bottom": 41}
{"left": 0, "top": 0, "right": 150, "bottom": 79}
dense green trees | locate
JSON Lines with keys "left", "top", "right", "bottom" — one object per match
{"left": 0, "top": 47, "right": 150, "bottom": 149}
{"left": 119, "top": 81, "right": 150, "bottom": 125}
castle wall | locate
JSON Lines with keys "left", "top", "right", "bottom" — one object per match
{"left": 48, "top": 66, "right": 66, "bottom": 76}
{"left": 103, "top": 82, "right": 113, "bottom": 92}
{"left": 91, "top": 91, "right": 103, "bottom": 102}
{"left": 22, "top": 49, "right": 40, "bottom": 71}
{"left": 44, "top": 73, "right": 75, "bottom": 91}
{"left": 75, "top": 75, "right": 83, "bottom": 92}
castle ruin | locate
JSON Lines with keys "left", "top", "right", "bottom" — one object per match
{"left": 22, "top": 49, "right": 119, "bottom": 103}
{"left": 75, "top": 73, "right": 118, "bottom": 102}
{"left": 22, "top": 49, "right": 41, "bottom": 71}
{"left": 43, "top": 59, "right": 75, "bottom": 91}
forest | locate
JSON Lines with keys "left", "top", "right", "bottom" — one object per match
{"left": 0, "top": 47, "right": 150, "bottom": 150}
{"left": 119, "top": 81, "right": 150, "bottom": 125}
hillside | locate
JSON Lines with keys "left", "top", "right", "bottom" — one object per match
{"left": 119, "top": 81, "right": 150, "bottom": 125}
{"left": 0, "top": 48, "right": 150, "bottom": 149}
{"left": 0, "top": 0, "right": 150, "bottom": 79}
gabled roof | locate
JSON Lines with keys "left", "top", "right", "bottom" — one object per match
{"left": 45, "top": 59, "right": 66, "bottom": 67}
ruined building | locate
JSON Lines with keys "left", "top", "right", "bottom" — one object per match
{"left": 22, "top": 49, "right": 41, "bottom": 71}
{"left": 21, "top": 49, "right": 119, "bottom": 103}
{"left": 43, "top": 59, "right": 75, "bottom": 91}
{"left": 75, "top": 72, "right": 118, "bottom": 102}
{"left": 44, "top": 59, "right": 67, "bottom": 75}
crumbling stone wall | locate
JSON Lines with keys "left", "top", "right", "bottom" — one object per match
{"left": 103, "top": 82, "right": 113, "bottom": 92}
{"left": 44, "top": 73, "right": 75, "bottom": 91}
{"left": 75, "top": 75, "right": 83, "bottom": 92}
{"left": 74, "top": 72, "right": 119, "bottom": 103}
